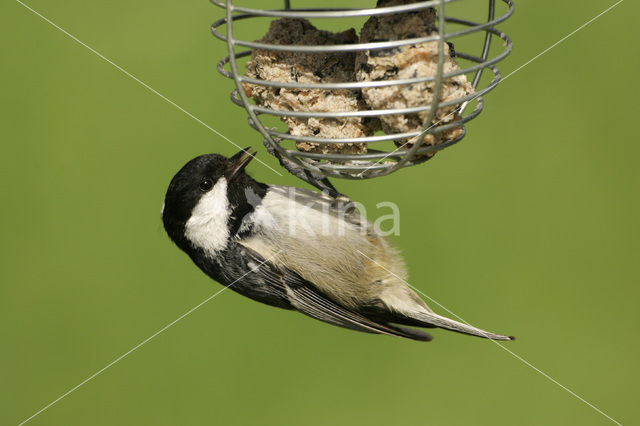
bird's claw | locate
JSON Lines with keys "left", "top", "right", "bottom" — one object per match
{"left": 263, "top": 137, "right": 348, "bottom": 200}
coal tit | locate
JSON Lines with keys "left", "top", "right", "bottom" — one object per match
{"left": 161, "top": 149, "right": 514, "bottom": 342}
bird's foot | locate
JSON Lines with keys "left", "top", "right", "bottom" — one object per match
{"left": 263, "top": 138, "right": 348, "bottom": 200}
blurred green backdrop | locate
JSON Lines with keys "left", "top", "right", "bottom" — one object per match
{"left": 1, "top": 1, "right": 638, "bottom": 425}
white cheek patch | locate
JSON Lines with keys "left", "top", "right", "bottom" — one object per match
{"left": 184, "top": 178, "right": 230, "bottom": 255}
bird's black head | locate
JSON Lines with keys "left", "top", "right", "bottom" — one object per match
{"left": 162, "top": 148, "right": 267, "bottom": 252}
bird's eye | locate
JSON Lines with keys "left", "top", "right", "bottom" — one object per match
{"left": 199, "top": 177, "right": 213, "bottom": 192}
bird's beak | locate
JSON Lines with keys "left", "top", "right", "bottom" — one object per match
{"left": 226, "top": 147, "right": 256, "bottom": 180}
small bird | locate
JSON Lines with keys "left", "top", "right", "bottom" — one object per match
{"left": 161, "top": 148, "right": 514, "bottom": 342}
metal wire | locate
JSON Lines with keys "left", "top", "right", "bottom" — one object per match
{"left": 211, "top": 0, "right": 513, "bottom": 179}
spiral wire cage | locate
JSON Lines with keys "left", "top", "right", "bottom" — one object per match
{"left": 212, "top": 0, "right": 514, "bottom": 180}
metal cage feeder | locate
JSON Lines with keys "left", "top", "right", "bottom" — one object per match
{"left": 212, "top": 0, "right": 514, "bottom": 180}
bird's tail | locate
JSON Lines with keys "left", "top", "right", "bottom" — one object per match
{"left": 404, "top": 309, "right": 514, "bottom": 341}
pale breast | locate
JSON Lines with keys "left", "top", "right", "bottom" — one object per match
{"left": 238, "top": 186, "right": 408, "bottom": 308}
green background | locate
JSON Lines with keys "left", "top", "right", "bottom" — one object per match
{"left": 1, "top": 1, "right": 638, "bottom": 425}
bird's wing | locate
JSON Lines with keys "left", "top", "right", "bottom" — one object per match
{"left": 242, "top": 245, "right": 431, "bottom": 342}
{"left": 240, "top": 184, "right": 392, "bottom": 307}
